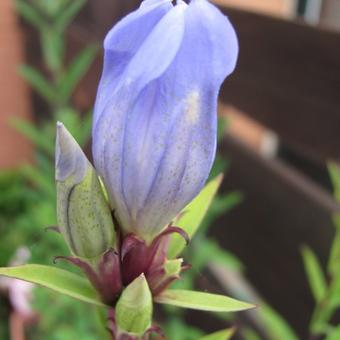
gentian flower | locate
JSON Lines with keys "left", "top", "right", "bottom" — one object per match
{"left": 54, "top": 0, "right": 238, "bottom": 336}
{"left": 92, "top": 0, "right": 238, "bottom": 243}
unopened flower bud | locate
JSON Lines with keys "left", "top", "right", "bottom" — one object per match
{"left": 55, "top": 122, "right": 115, "bottom": 259}
{"left": 92, "top": 0, "right": 238, "bottom": 242}
{"left": 116, "top": 274, "right": 152, "bottom": 336}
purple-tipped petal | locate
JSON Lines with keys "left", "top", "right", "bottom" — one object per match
{"left": 93, "top": 0, "right": 238, "bottom": 240}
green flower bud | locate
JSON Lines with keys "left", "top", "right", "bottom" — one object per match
{"left": 116, "top": 274, "right": 152, "bottom": 336}
{"left": 55, "top": 122, "right": 115, "bottom": 259}
{"left": 164, "top": 258, "right": 183, "bottom": 276}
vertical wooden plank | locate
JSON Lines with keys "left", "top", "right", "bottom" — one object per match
{"left": 320, "top": 0, "right": 340, "bottom": 30}
{"left": 220, "top": 7, "right": 340, "bottom": 162}
{"left": 0, "top": 0, "right": 32, "bottom": 169}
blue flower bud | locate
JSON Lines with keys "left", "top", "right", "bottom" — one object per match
{"left": 92, "top": 0, "right": 238, "bottom": 241}
{"left": 56, "top": 122, "right": 115, "bottom": 259}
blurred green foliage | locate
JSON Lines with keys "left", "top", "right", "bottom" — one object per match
{"left": 0, "top": 0, "right": 100, "bottom": 338}
{"left": 301, "top": 163, "right": 340, "bottom": 339}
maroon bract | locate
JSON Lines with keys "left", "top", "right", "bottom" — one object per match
{"left": 55, "top": 225, "right": 189, "bottom": 305}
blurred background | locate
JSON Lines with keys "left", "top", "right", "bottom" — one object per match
{"left": 1, "top": 0, "right": 340, "bottom": 339}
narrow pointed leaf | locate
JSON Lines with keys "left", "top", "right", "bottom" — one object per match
{"left": 59, "top": 46, "right": 98, "bottom": 102}
{"left": 168, "top": 175, "right": 223, "bottom": 258}
{"left": 199, "top": 328, "right": 235, "bottom": 340}
{"left": 15, "top": 0, "right": 47, "bottom": 30}
{"left": 327, "top": 163, "right": 340, "bottom": 276}
{"left": 328, "top": 162, "right": 340, "bottom": 203}
{"left": 11, "top": 117, "right": 54, "bottom": 155}
{"left": 55, "top": 0, "right": 86, "bottom": 32}
{"left": 155, "top": 289, "right": 254, "bottom": 312}
{"left": 54, "top": 108, "right": 92, "bottom": 147}
{"left": 301, "top": 246, "right": 327, "bottom": 303}
{"left": 41, "top": 29, "right": 64, "bottom": 73}
{"left": 0, "top": 265, "right": 104, "bottom": 306}
{"left": 260, "top": 304, "right": 299, "bottom": 340}
{"left": 21, "top": 164, "right": 55, "bottom": 198}
{"left": 19, "top": 65, "right": 56, "bottom": 102}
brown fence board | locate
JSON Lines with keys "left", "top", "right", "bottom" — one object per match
{"left": 220, "top": 8, "right": 340, "bottom": 162}
{"left": 213, "top": 135, "right": 336, "bottom": 337}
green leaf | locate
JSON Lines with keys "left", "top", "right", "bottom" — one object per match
{"left": 328, "top": 163, "right": 340, "bottom": 276}
{"left": 328, "top": 163, "right": 340, "bottom": 203}
{"left": 11, "top": 117, "right": 54, "bottom": 154}
{"left": 193, "top": 239, "right": 243, "bottom": 272}
{"left": 41, "top": 29, "right": 64, "bottom": 73}
{"left": 155, "top": 289, "right": 254, "bottom": 312}
{"left": 76, "top": 109, "right": 93, "bottom": 146}
{"left": 328, "top": 277, "right": 340, "bottom": 310}
{"left": 301, "top": 246, "right": 327, "bottom": 303}
{"left": 209, "top": 154, "right": 229, "bottom": 179}
{"left": 217, "top": 116, "right": 228, "bottom": 143}
{"left": 199, "top": 191, "right": 243, "bottom": 234}
{"left": 58, "top": 46, "right": 98, "bottom": 102}
{"left": 19, "top": 65, "right": 56, "bottom": 103}
{"left": 328, "top": 218, "right": 340, "bottom": 276}
{"left": 241, "top": 328, "right": 262, "bottom": 340}
{"left": 15, "top": 0, "right": 47, "bottom": 30}
{"left": 330, "top": 217, "right": 340, "bottom": 275}
{"left": 0, "top": 265, "right": 104, "bottom": 306}
{"left": 55, "top": 108, "right": 92, "bottom": 147}
{"left": 164, "top": 317, "right": 204, "bottom": 340}
{"left": 168, "top": 175, "right": 223, "bottom": 258}
{"left": 55, "top": 0, "right": 86, "bottom": 32}
{"left": 21, "top": 164, "right": 55, "bottom": 198}
{"left": 326, "top": 325, "right": 340, "bottom": 340}
{"left": 199, "top": 328, "right": 235, "bottom": 340}
{"left": 260, "top": 304, "right": 299, "bottom": 340}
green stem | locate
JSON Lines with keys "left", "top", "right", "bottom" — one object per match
{"left": 96, "top": 306, "right": 111, "bottom": 339}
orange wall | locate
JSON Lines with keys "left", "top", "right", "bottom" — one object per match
{"left": 213, "top": 0, "right": 296, "bottom": 17}
{"left": 0, "top": 0, "right": 32, "bottom": 169}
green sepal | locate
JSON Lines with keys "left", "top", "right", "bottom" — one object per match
{"left": 0, "top": 265, "right": 104, "bottom": 306}
{"left": 116, "top": 274, "right": 153, "bottom": 336}
{"left": 155, "top": 289, "right": 254, "bottom": 312}
{"left": 168, "top": 175, "right": 223, "bottom": 259}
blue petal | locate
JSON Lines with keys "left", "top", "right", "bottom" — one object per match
{"left": 93, "top": 0, "right": 173, "bottom": 129}
{"left": 93, "top": 3, "right": 187, "bottom": 235}
{"left": 93, "top": 0, "right": 238, "bottom": 241}
{"left": 135, "top": 0, "right": 238, "bottom": 237}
